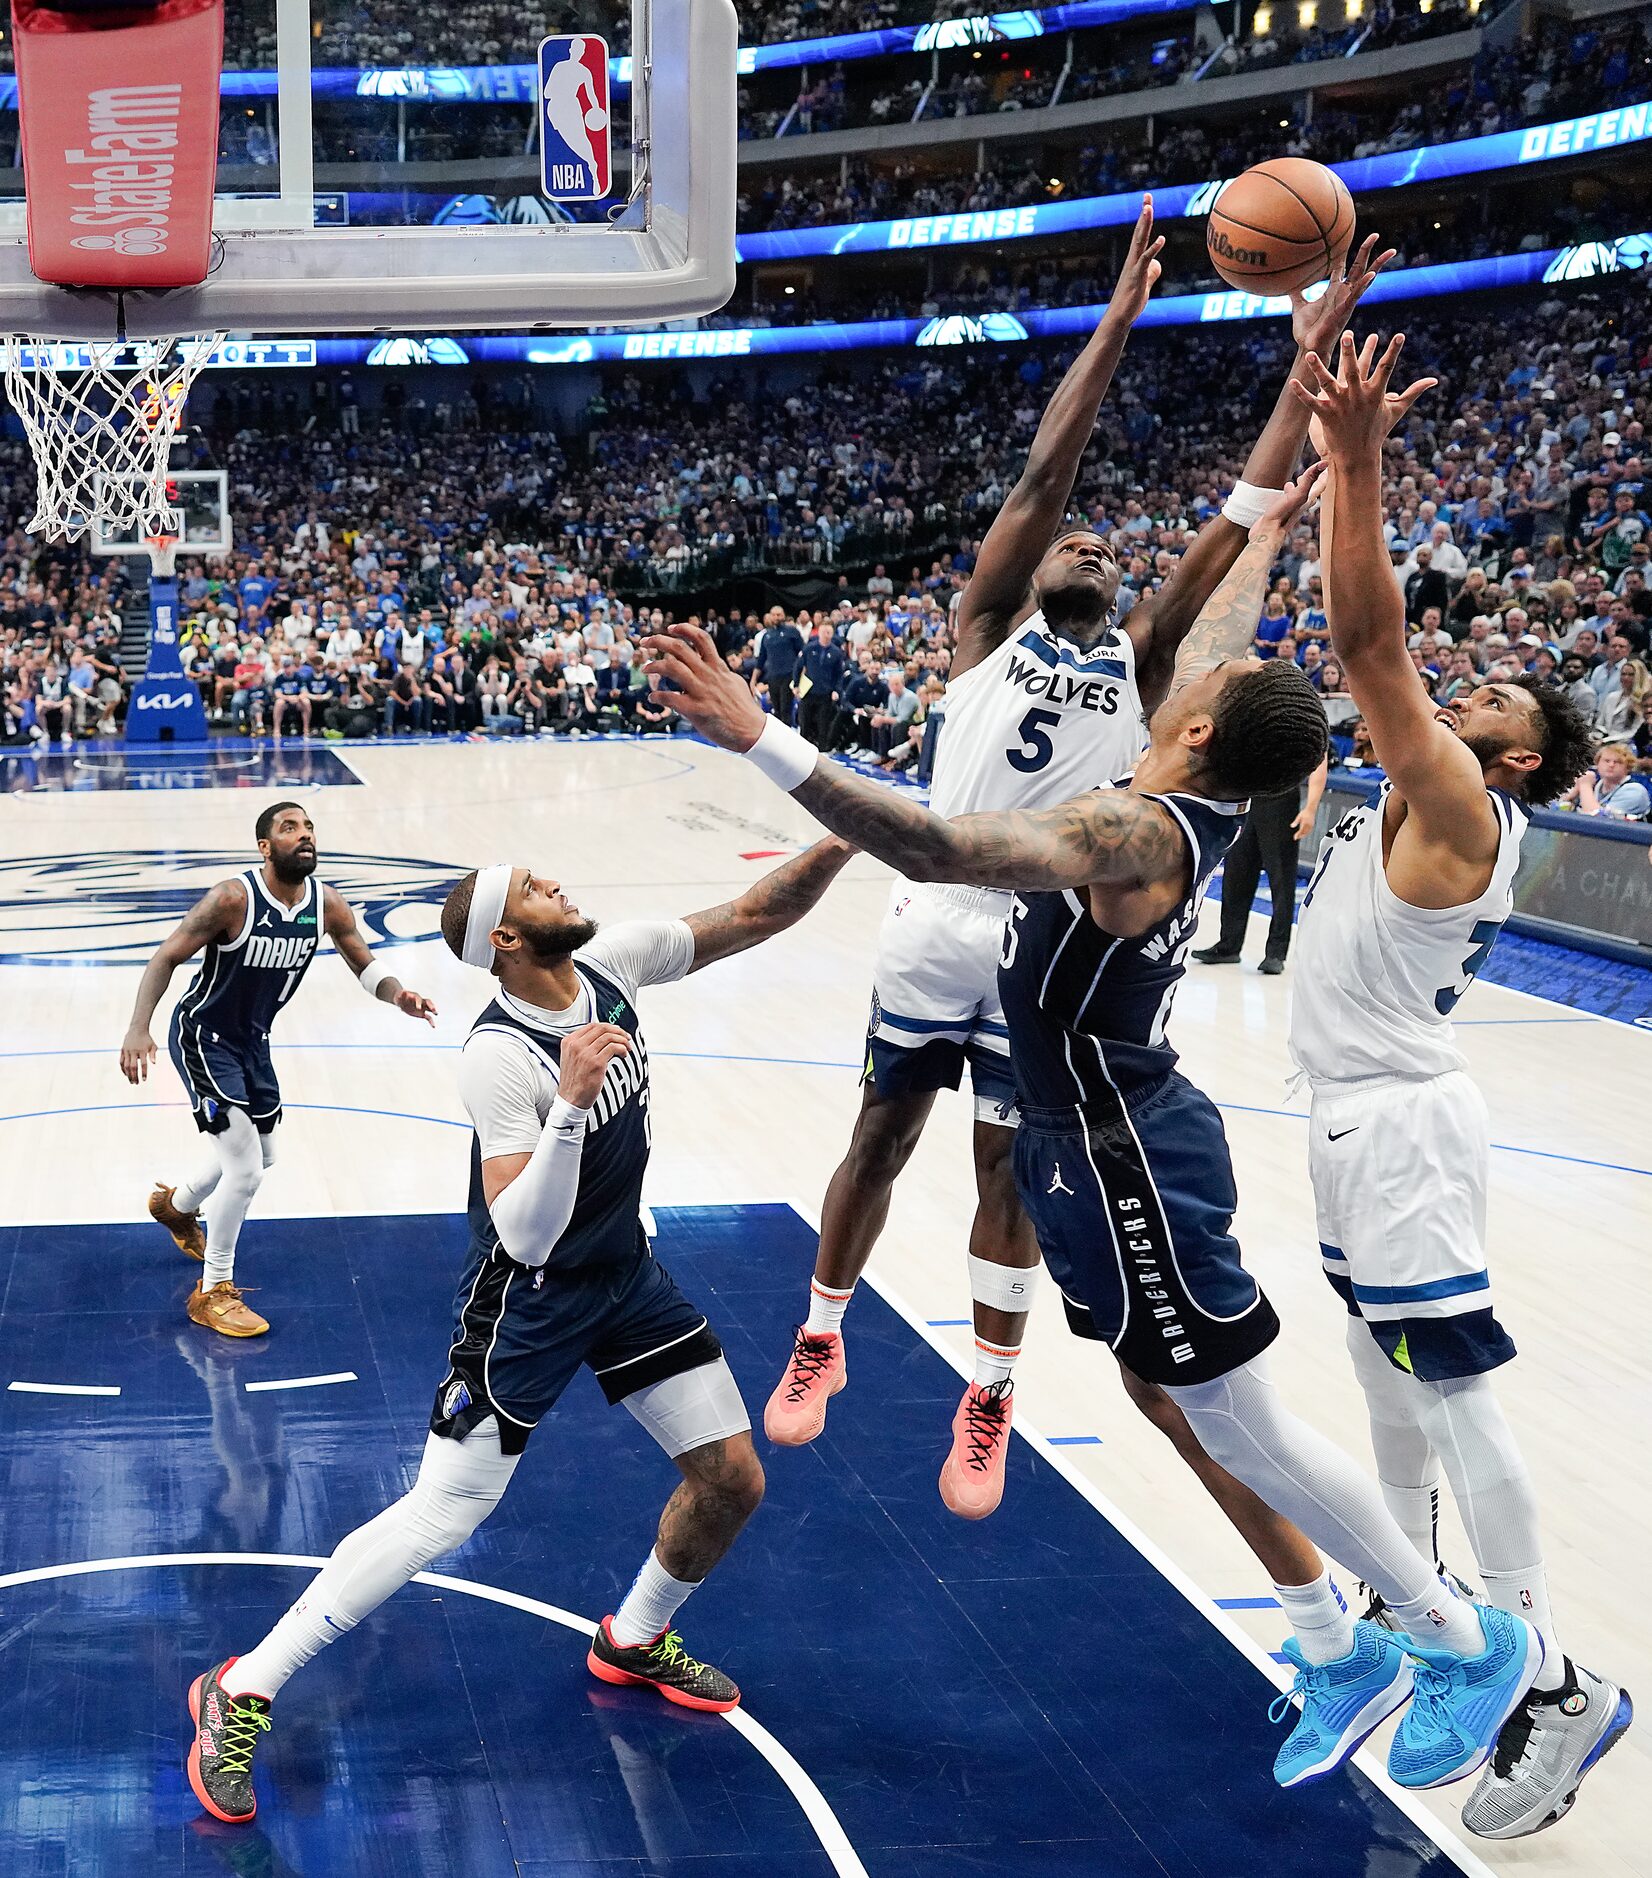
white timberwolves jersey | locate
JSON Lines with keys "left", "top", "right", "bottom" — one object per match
{"left": 928, "top": 613, "right": 1147, "bottom": 820}
{"left": 1291, "top": 783, "right": 1530, "bottom": 1086}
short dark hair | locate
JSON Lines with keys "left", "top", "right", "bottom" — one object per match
{"left": 440, "top": 871, "right": 479, "bottom": 960}
{"left": 1203, "top": 660, "right": 1329, "bottom": 800}
{"left": 255, "top": 800, "right": 304, "bottom": 844}
{"left": 1508, "top": 674, "right": 1594, "bottom": 806}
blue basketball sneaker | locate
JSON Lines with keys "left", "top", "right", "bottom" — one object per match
{"left": 1270, "top": 1622, "right": 1415, "bottom": 1787}
{"left": 1388, "top": 1604, "right": 1544, "bottom": 1790}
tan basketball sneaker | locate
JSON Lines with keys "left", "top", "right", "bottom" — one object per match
{"left": 187, "top": 1282, "right": 269, "bottom": 1338}
{"left": 149, "top": 1183, "right": 205, "bottom": 1260}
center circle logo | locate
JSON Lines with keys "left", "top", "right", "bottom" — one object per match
{"left": 0, "top": 849, "right": 466, "bottom": 966}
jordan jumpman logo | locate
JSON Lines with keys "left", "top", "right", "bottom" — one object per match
{"left": 1047, "top": 1164, "right": 1075, "bottom": 1196}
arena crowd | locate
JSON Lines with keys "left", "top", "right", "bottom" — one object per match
{"left": 3, "top": 279, "right": 1648, "bottom": 818}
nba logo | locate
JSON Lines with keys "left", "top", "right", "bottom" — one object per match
{"left": 538, "top": 35, "right": 611, "bottom": 201}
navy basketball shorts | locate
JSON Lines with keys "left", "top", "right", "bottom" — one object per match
{"left": 863, "top": 879, "right": 1017, "bottom": 1125}
{"left": 169, "top": 1015, "right": 282, "bottom": 1136}
{"left": 1014, "top": 1073, "right": 1280, "bottom": 1387}
{"left": 1310, "top": 1069, "right": 1516, "bottom": 1381}
{"left": 432, "top": 1238, "right": 732, "bottom": 1456}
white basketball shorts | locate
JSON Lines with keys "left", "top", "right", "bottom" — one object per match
{"left": 864, "top": 880, "right": 1017, "bottom": 1124}
{"left": 1309, "top": 1069, "right": 1515, "bottom": 1380}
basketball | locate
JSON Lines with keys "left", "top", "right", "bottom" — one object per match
{"left": 1205, "top": 158, "right": 1355, "bottom": 295}
{"left": 585, "top": 106, "right": 609, "bottom": 132}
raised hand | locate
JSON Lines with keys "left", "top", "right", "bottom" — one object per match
{"left": 1291, "top": 332, "right": 1434, "bottom": 464}
{"left": 1291, "top": 232, "right": 1396, "bottom": 359}
{"left": 642, "top": 624, "right": 769, "bottom": 751}
{"left": 1253, "top": 459, "right": 1329, "bottom": 543}
{"left": 1106, "top": 196, "right": 1165, "bottom": 329}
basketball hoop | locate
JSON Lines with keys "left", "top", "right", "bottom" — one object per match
{"left": 0, "top": 331, "right": 223, "bottom": 544}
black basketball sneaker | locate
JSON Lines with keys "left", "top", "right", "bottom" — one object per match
{"left": 587, "top": 1618, "right": 740, "bottom": 1712}
{"left": 187, "top": 1659, "right": 272, "bottom": 1823}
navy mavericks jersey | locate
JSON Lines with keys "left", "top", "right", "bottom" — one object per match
{"left": 177, "top": 869, "right": 322, "bottom": 1042}
{"left": 464, "top": 959, "right": 650, "bottom": 1274}
{"left": 997, "top": 792, "right": 1244, "bottom": 1110}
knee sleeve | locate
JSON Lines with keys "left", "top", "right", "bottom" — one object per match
{"left": 1344, "top": 1317, "right": 1439, "bottom": 1491}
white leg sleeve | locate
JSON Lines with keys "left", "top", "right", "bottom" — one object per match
{"left": 201, "top": 1109, "right": 266, "bottom": 1290}
{"left": 173, "top": 1146, "right": 226, "bottom": 1216}
{"left": 1344, "top": 1317, "right": 1444, "bottom": 1568}
{"left": 223, "top": 1417, "right": 519, "bottom": 1701}
{"left": 1166, "top": 1357, "right": 1442, "bottom": 1612}
{"left": 1406, "top": 1370, "right": 1559, "bottom": 1660}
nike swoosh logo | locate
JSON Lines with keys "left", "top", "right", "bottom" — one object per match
{"left": 1328, "top": 1127, "right": 1360, "bottom": 1142}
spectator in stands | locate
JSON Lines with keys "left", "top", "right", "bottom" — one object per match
{"left": 1596, "top": 659, "right": 1650, "bottom": 748}
{"left": 1564, "top": 741, "right": 1651, "bottom": 820}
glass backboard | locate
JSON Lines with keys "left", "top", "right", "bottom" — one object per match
{"left": 92, "top": 469, "right": 230, "bottom": 555}
{"left": 0, "top": 0, "right": 735, "bottom": 338}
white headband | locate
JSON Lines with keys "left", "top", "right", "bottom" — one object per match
{"left": 461, "top": 864, "right": 514, "bottom": 970}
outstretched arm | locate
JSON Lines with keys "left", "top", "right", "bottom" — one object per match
{"left": 952, "top": 199, "right": 1164, "bottom": 680}
{"left": 641, "top": 625, "right": 1182, "bottom": 893}
{"left": 119, "top": 879, "right": 246, "bottom": 1083}
{"left": 1166, "top": 463, "right": 1327, "bottom": 697}
{"left": 682, "top": 838, "right": 856, "bottom": 969}
{"left": 1128, "top": 237, "right": 1393, "bottom": 713}
{"left": 1291, "top": 333, "right": 1490, "bottom": 858}
{"left": 322, "top": 883, "right": 437, "bottom": 1024}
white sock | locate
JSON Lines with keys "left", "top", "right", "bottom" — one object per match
{"left": 1274, "top": 1568, "right": 1357, "bottom": 1666}
{"left": 222, "top": 1419, "right": 517, "bottom": 1701}
{"left": 973, "top": 1337, "right": 1019, "bottom": 1389}
{"left": 610, "top": 1549, "right": 698, "bottom": 1647}
{"left": 804, "top": 1279, "right": 854, "bottom": 1337}
{"left": 1483, "top": 1563, "right": 1566, "bottom": 1691}
{"left": 1388, "top": 1579, "right": 1486, "bottom": 1658}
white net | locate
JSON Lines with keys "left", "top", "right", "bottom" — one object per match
{"left": 0, "top": 332, "right": 224, "bottom": 544}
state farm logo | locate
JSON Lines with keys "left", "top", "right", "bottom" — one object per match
{"left": 66, "top": 85, "right": 180, "bottom": 257}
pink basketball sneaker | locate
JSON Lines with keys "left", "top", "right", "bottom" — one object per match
{"left": 939, "top": 1379, "right": 1014, "bottom": 1519}
{"left": 763, "top": 1328, "right": 846, "bottom": 1445}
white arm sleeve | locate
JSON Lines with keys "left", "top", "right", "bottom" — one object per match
{"left": 576, "top": 919, "right": 696, "bottom": 996}
{"left": 458, "top": 1030, "right": 586, "bottom": 1270}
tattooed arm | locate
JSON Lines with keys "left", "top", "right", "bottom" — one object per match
{"left": 682, "top": 837, "right": 857, "bottom": 969}
{"left": 792, "top": 765, "right": 1185, "bottom": 894}
{"left": 1166, "top": 462, "right": 1328, "bottom": 700}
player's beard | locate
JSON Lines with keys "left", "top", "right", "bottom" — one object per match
{"left": 270, "top": 847, "right": 317, "bottom": 884}
{"left": 1455, "top": 725, "right": 1516, "bottom": 772}
{"left": 523, "top": 917, "right": 599, "bottom": 960}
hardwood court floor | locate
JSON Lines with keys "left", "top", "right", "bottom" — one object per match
{"left": 1, "top": 734, "right": 1645, "bottom": 1876}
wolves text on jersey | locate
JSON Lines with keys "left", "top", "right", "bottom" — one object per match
{"left": 1004, "top": 649, "right": 1122, "bottom": 716}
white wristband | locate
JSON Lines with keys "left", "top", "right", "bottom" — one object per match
{"left": 547, "top": 1094, "right": 590, "bottom": 1137}
{"left": 1223, "top": 480, "right": 1285, "bottom": 528}
{"left": 744, "top": 717, "right": 818, "bottom": 792}
{"left": 359, "top": 958, "right": 394, "bottom": 998}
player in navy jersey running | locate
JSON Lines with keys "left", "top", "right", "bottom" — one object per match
{"left": 119, "top": 801, "right": 438, "bottom": 1337}
{"left": 647, "top": 573, "right": 1547, "bottom": 1794}
{"left": 182, "top": 838, "right": 854, "bottom": 1827}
